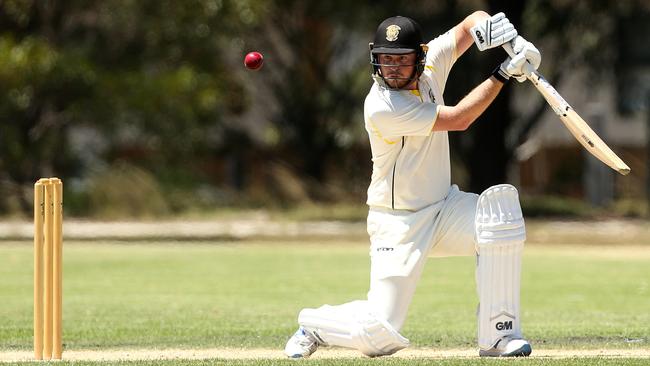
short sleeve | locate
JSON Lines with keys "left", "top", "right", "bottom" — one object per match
{"left": 365, "top": 89, "right": 439, "bottom": 138}
{"left": 425, "top": 31, "right": 457, "bottom": 89}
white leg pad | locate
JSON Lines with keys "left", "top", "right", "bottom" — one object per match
{"left": 475, "top": 184, "right": 526, "bottom": 350}
{"left": 298, "top": 300, "right": 410, "bottom": 357}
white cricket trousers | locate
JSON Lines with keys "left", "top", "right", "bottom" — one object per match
{"left": 299, "top": 185, "right": 476, "bottom": 333}
{"left": 298, "top": 184, "right": 526, "bottom": 354}
{"left": 365, "top": 185, "right": 477, "bottom": 330}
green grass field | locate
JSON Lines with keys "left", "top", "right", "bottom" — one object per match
{"left": 1, "top": 223, "right": 649, "bottom": 365}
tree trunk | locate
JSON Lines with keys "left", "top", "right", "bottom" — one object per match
{"left": 468, "top": 88, "right": 512, "bottom": 193}
{"left": 466, "top": 1, "right": 524, "bottom": 193}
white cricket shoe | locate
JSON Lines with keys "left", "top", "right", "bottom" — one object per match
{"left": 479, "top": 337, "right": 532, "bottom": 357}
{"left": 284, "top": 327, "right": 320, "bottom": 358}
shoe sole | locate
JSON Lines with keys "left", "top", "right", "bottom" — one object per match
{"left": 479, "top": 344, "right": 532, "bottom": 357}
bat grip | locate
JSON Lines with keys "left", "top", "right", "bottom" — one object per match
{"left": 502, "top": 42, "right": 536, "bottom": 77}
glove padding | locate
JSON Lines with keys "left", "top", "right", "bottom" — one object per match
{"left": 471, "top": 12, "right": 517, "bottom": 51}
{"left": 500, "top": 36, "right": 541, "bottom": 82}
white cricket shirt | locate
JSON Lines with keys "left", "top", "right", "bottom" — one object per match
{"left": 364, "top": 31, "right": 458, "bottom": 211}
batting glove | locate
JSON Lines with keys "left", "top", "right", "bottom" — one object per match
{"left": 499, "top": 37, "right": 541, "bottom": 82}
{"left": 471, "top": 12, "right": 518, "bottom": 51}
{"left": 510, "top": 35, "right": 541, "bottom": 69}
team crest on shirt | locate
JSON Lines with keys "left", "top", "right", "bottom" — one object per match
{"left": 386, "top": 25, "right": 401, "bottom": 41}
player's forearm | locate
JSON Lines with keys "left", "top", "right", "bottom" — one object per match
{"left": 434, "top": 76, "right": 503, "bottom": 131}
{"left": 454, "top": 11, "right": 490, "bottom": 57}
{"left": 460, "top": 11, "right": 491, "bottom": 39}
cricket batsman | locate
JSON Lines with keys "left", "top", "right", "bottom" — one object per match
{"left": 285, "top": 10, "right": 540, "bottom": 358}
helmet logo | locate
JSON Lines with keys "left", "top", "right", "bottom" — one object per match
{"left": 385, "top": 25, "right": 401, "bottom": 42}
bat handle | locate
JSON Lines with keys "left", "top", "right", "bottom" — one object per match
{"left": 501, "top": 42, "right": 536, "bottom": 77}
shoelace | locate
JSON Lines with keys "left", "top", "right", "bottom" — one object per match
{"left": 295, "top": 330, "right": 316, "bottom": 347}
{"left": 297, "top": 335, "right": 314, "bottom": 347}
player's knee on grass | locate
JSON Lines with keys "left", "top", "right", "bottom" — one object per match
{"left": 298, "top": 302, "right": 410, "bottom": 357}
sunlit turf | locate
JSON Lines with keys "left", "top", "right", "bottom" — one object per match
{"left": 9, "top": 358, "right": 650, "bottom": 366}
{"left": 2, "top": 239, "right": 649, "bottom": 352}
{"left": 1, "top": 235, "right": 649, "bottom": 366}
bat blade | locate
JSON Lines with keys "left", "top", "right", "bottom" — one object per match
{"left": 503, "top": 44, "right": 631, "bottom": 175}
{"left": 527, "top": 71, "right": 631, "bottom": 175}
{"left": 559, "top": 106, "right": 630, "bottom": 175}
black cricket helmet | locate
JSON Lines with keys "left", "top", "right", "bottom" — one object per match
{"left": 369, "top": 16, "right": 428, "bottom": 89}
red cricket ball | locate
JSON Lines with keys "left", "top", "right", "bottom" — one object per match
{"left": 244, "top": 51, "right": 264, "bottom": 70}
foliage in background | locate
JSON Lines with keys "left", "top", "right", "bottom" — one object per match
{"left": 0, "top": 0, "right": 261, "bottom": 216}
{"left": 0, "top": 0, "right": 648, "bottom": 218}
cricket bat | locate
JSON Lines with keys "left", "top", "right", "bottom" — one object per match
{"left": 503, "top": 43, "right": 631, "bottom": 176}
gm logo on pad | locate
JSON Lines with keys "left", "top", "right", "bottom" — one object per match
{"left": 496, "top": 321, "right": 513, "bottom": 331}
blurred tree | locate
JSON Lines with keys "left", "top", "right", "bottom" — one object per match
{"left": 614, "top": 2, "right": 650, "bottom": 212}
{"left": 459, "top": 0, "right": 523, "bottom": 193}
{"left": 247, "top": 1, "right": 374, "bottom": 182}
{"left": 0, "top": 0, "right": 261, "bottom": 213}
{"left": 1, "top": 0, "right": 646, "bottom": 215}
{"left": 448, "top": 0, "right": 645, "bottom": 192}
{"left": 246, "top": 1, "right": 468, "bottom": 184}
